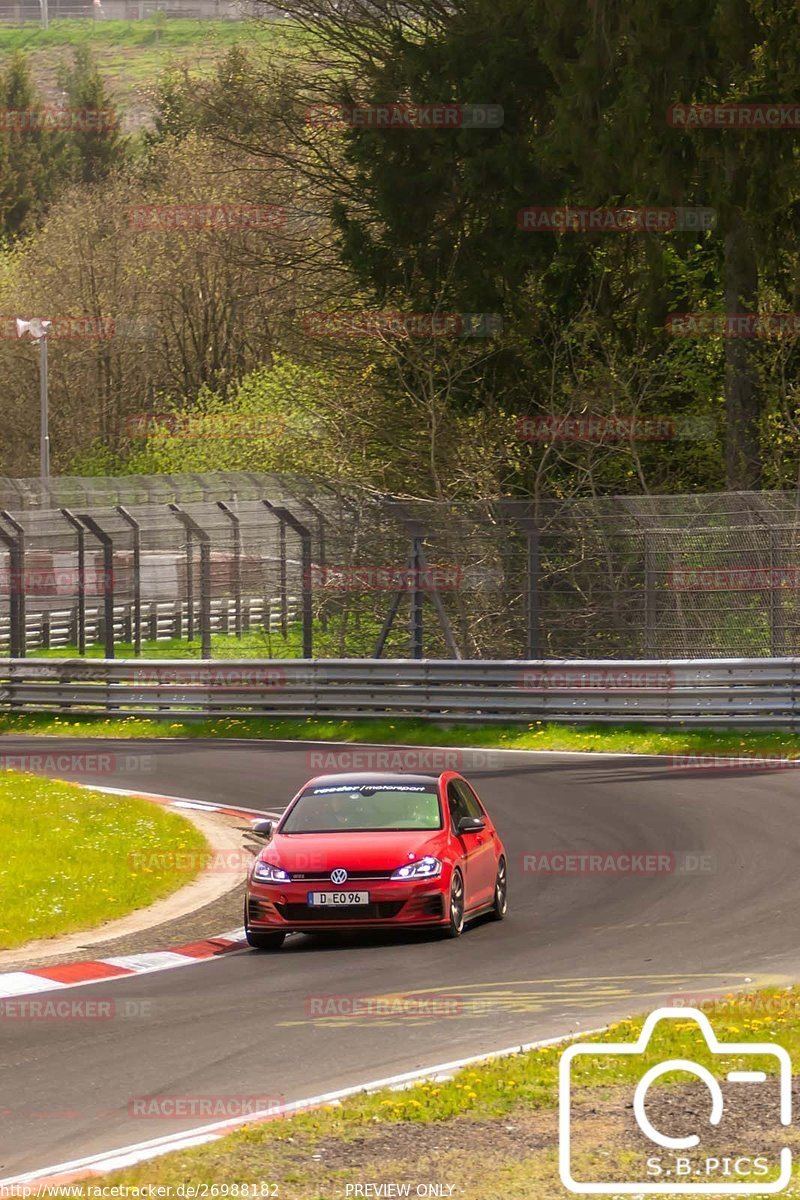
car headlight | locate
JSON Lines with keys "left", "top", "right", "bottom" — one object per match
{"left": 391, "top": 856, "right": 442, "bottom": 880}
{"left": 252, "top": 860, "right": 292, "bottom": 883}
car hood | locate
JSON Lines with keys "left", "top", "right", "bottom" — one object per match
{"left": 261, "top": 830, "right": 444, "bottom": 873}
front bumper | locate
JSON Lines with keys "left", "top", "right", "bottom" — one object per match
{"left": 246, "top": 878, "right": 447, "bottom": 930}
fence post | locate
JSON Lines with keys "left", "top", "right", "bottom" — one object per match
{"left": 169, "top": 505, "right": 211, "bottom": 658}
{"left": 60, "top": 508, "right": 86, "bottom": 655}
{"left": 0, "top": 523, "right": 20, "bottom": 658}
{"left": 77, "top": 514, "right": 115, "bottom": 659}
{"left": 269, "top": 505, "right": 314, "bottom": 659}
{"left": 0, "top": 512, "right": 26, "bottom": 658}
{"left": 217, "top": 501, "right": 242, "bottom": 638}
{"left": 116, "top": 506, "right": 142, "bottom": 656}
{"left": 410, "top": 534, "right": 424, "bottom": 660}
{"left": 644, "top": 531, "right": 657, "bottom": 657}
{"left": 770, "top": 528, "right": 784, "bottom": 657}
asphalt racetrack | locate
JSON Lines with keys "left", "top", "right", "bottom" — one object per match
{"left": 1, "top": 737, "right": 799, "bottom": 1176}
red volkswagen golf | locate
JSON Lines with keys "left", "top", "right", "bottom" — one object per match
{"left": 244, "top": 771, "right": 508, "bottom": 949}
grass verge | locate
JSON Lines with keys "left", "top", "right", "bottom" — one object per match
{"left": 0, "top": 770, "right": 208, "bottom": 949}
{"left": 65, "top": 987, "right": 800, "bottom": 1198}
{"left": 0, "top": 711, "right": 799, "bottom": 761}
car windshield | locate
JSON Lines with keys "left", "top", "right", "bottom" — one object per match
{"left": 280, "top": 783, "right": 442, "bottom": 833}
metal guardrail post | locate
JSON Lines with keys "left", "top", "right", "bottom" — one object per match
{"left": 169, "top": 505, "right": 211, "bottom": 658}
{"left": 77, "top": 514, "right": 115, "bottom": 659}
{"left": 217, "top": 501, "right": 242, "bottom": 638}
{"left": 270, "top": 505, "right": 313, "bottom": 658}
{"left": 0, "top": 512, "right": 26, "bottom": 658}
{"left": 60, "top": 508, "right": 86, "bottom": 655}
{"left": 116, "top": 507, "right": 142, "bottom": 656}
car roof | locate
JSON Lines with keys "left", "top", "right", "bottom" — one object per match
{"left": 306, "top": 772, "right": 443, "bottom": 788}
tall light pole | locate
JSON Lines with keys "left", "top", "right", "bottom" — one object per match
{"left": 16, "top": 318, "right": 53, "bottom": 488}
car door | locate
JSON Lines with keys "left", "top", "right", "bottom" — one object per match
{"left": 447, "top": 779, "right": 485, "bottom": 909}
{"left": 453, "top": 779, "right": 497, "bottom": 906}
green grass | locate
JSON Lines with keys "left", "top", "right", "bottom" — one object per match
{"left": 0, "top": 770, "right": 208, "bottom": 949}
{"left": 0, "top": 18, "right": 303, "bottom": 129}
{"left": 2, "top": 710, "right": 800, "bottom": 761}
{"left": 33, "top": 614, "right": 405, "bottom": 660}
{"left": 63, "top": 986, "right": 800, "bottom": 1198}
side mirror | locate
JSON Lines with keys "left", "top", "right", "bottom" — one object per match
{"left": 251, "top": 819, "right": 274, "bottom": 839}
{"left": 456, "top": 815, "right": 486, "bottom": 835}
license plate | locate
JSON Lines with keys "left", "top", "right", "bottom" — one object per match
{"left": 308, "top": 891, "right": 370, "bottom": 906}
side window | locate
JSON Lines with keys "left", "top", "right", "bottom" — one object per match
{"left": 454, "top": 780, "right": 483, "bottom": 819}
{"left": 447, "top": 780, "right": 469, "bottom": 831}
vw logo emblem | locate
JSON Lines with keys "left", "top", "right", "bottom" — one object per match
{"left": 330, "top": 868, "right": 348, "bottom": 885}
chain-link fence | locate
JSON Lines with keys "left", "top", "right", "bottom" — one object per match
{"left": 0, "top": 474, "right": 799, "bottom": 659}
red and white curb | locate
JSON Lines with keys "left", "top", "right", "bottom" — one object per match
{"left": 0, "top": 1026, "right": 604, "bottom": 1188}
{"left": 0, "top": 785, "right": 279, "bottom": 1001}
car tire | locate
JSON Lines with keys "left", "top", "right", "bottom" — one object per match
{"left": 443, "top": 868, "right": 465, "bottom": 938}
{"left": 244, "top": 900, "right": 286, "bottom": 950}
{"left": 245, "top": 927, "right": 286, "bottom": 951}
{"left": 490, "top": 856, "right": 508, "bottom": 921}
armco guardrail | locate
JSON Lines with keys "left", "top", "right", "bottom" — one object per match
{"left": 0, "top": 658, "right": 796, "bottom": 726}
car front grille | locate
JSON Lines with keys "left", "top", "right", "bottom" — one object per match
{"left": 276, "top": 901, "right": 405, "bottom": 922}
